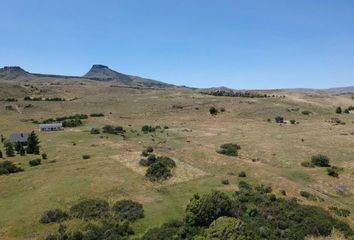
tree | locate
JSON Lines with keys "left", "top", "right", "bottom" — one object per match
{"left": 336, "top": 107, "right": 342, "bottom": 114}
{"left": 145, "top": 162, "right": 172, "bottom": 181}
{"left": 14, "top": 141, "right": 22, "bottom": 153}
{"left": 311, "top": 155, "right": 330, "bottom": 167}
{"left": 112, "top": 200, "right": 144, "bottom": 221}
{"left": 6, "top": 143, "right": 15, "bottom": 157}
{"left": 209, "top": 107, "right": 219, "bottom": 115}
{"left": 19, "top": 145, "right": 26, "bottom": 156}
{"left": 26, "top": 131, "right": 39, "bottom": 154}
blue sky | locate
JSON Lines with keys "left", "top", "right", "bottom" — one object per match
{"left": 1, "top": 0, "right": 354, "bottom": 89}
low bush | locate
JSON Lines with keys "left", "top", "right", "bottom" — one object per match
{"left": 41, "top": 153, "right": 47, "bottom": 160}
{"left": 145, "top": 162, "right": 172, "bottom": 181}
{"left": 0, "top": 160, "right": 23, "bottom": 175}
{"left": 103, "top": 125, "right": 125, "bottom": 135}
{"left": 62, "top": 119, "right": 82, "bottom": 127}
{"left": 29, "top": 159, "right": 41, "bottom": 167}
{"left": 217, "top": 143, "right": 240, "bottom": 157}
{"left": 90, "top": 127, "right": 100, "bottom": 134}
{"left": 40, "top": 209, "right": 69, "bottom": 224}
{"left": 82, "top": 155, "right": 90, "bottom": 160}
{"left": 157, "top": 156, "right": 176, "bottom": 168}
{"left": 301, "top": 161, "right": 315, "bottom": 168}
{"left": 302, "top": 110, "right": 312, "bottom": 115}
{"left": 90, "top": 113, "right": 104, "bottom": 117}
{"left": 238, "top": 171, "right": 246, "bottom": 177}
{"left": 290, "top": 119, "right": 296, "bottom": 124}
{"left": 142, "top": 125, "right": 156, "bottom": 133}
{"left": 112, "top": 200, "right": 144, "bottom": 221}
{"left": 70, "top": 199, "right": 109, "bottom": 219}
{"left": 328, "top": 206, "right": 351, "bottom": 217}
{"left": 311, "top": 155, "right": 330, "bottom": 167}
{"left": 209, "top": 107, "right": 219, "bottom": 115}
{"left": 327, "top": 166, "right": 343, "bottom": 178}
{"left": 221, "top": 179, "right": 230, "bottom": 185}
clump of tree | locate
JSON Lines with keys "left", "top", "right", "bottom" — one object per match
{"left": 145, "top": 161, "right": 173, "bottom": 182}
{"left": 0, "top": 160, "right": 23, "bottom": 175}
{"left": 141, "top": 182, "right": 353, "bottom": 240}
{"left": 40, "top": 209, "right": 69, "bottom": 224}
{"left": 103, "top": 125, "right": 125, "bottom": 135}
{"left": 4, "top": 142, "right": 15, "bottom": 157}
{"left": 40, "top": 114, "right": 88, "bottom": 127}
{"left": 217, "top": 143, "right": 240, "bottom": 157}
{"left": 62, "top": 119, "right": 82, "bottom": 127}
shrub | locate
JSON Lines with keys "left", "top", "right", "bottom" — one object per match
{"left": 185, "top": 191, "right": 233, "bottom": 226}
{"left": 112, "top": 200, "right": 144, "bottom": 221}
{"left": 29, "top": 159, "right": 41, "bottom": 166}
{"left": 40, "top": 209, "right": 69, "bottom": 224}
{"left": 146, "top": 146, "right": 154, "bottom": 153}
{"left": 220, "top": 107, "right": 226, "bottom": 112}
{"left": 5, "top": 143, "right": 15, "bottom": 157}
{"left": 139, "top": 155, "right": 156, "bottom": 167}
{"left": 90, "top": 128, "right": 100, "bottom": 134}
{"left": 302, "top": 110, "right": 312, "bottom": 115}
{"left": 41, "top": 153, "right": 47, "bottom": 160}
{"left": 328, "top": 206, "right": 351, "bottom": 217}
{"left": 142, "top": 125, "right": 156, "bottom": 133}
{"left": 145, "top": 162, "right": 172, "bottom": 181}
{"left": 290, "top": 119, "right": 296, "bottom": 124}
{"left": 238, "top": 171, "right": 246, "bottom": 177}
{"left": 70, "top": 199, "right": 109, "bottom": 219}
{"left": 217, "top": 143, "right": 240, "bottom": 157}
{"left": 82, "top": 155, "right": 90, "bottom": 160}
{"left": 204, "top": 217, "right": 251, "bottom": 240}
{"left": 327, "top": 166, "right": 343, "bottom": 178}
{"left": 62, "top": 119, "right": 82, "bottom": 127}
{"left": 90, "top": 113, "right": 104, "bottom": 117}
{"left": 0, "top": 150, "right": 2, "bottom": 158}
{"left": 141, "top": 150, "right": 149, "bottom": 157}
{"left": 311, "top": 155, "right": 330, "bottom": 167}
{"left": 336, "top": 107, "right": 342, "bottom": 114}
{"left": 157, "top": 156, "right": 176, "bottom": 168}
{"left": 221, "top": 179, "right": 230, "bottom": 185}
{"left": 301, "top": 161, "right": 315, "bottom": 168}
{"left": 209, "top": 107, "right": 218, "bottom": 115}
{"left": 103, "top": 125, "right": 125, "bottom": 135}
{"left": 0, "top": 160, "right": 23, "bottom": 174}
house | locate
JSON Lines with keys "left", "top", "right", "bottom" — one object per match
{"left": 10, "top": 133, "right": 29, "bottom": 144}
{"left": 275, "top": 116, "right": 284, "bottom": 124}
{"left": 39, "top": 123, "right": 64, "bottom": 132}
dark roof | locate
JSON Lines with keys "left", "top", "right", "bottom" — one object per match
{"left": 10, "top": 133, "right": 29, "bottom": 143}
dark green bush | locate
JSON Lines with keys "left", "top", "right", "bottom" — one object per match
{"left": 40, "top": 209, "right": 69, "bottom": 224}
{"left": 82, "top": 155, "right": 90, "bottom": 160}
{"left": 327, "top": 166, "right": 343, "bottom": 178}
{"left": 142, "top": 125, "right": 156, "bottom": 133}
{"left": 311, "top": 154, "right": 330, "bottom": 167}
{"left": 90, "top": 128, "right": 100, "bottom": 134}
{"left": 70, "top": 199, "right": 109, "bottom": 219}
{"left": 290, "top": 119, "right": 296, "bottom": 124}
{"left": 302, "top": 110, "right": 312, "bottom": 115}
{"left": 238, "top": 171, "right": 246, "bottom": 177}
{"left": 209, "top": 107, "right": 218, "bottom": 115}
{"left": 29, "top": 159, "right": 41, "bottom": 166}
{"left": 336, "top": 106, "right": 342, "bottom": 114}
{"left": 157, "top": 156, "right": 176, "bottom": 168}
{"left": 217, "top": 143, "right": 240, "bottom": 157}
{"left": 221, "top": 179, "right": 230, "bottom": 185}
{"left": 103, "top": 125, "right": 125, "bottom": 135}
{"left": 90, "top": 113, "right": 104, "bottom": 117}
{"left": 112, "top": 200, "right": 144, "bottom": 221}
{"left": 146, "top": 146, "right": 154, "bottom": 153}
{"left": 0, "top": 160, "right": 23, "bottom": 175}
{"left": 145, "top": 162, "right": 172, "bottom": 181}
{"left": 62, "top": 119, "right": 82, "bottom": 127}
{"left": 42, "top": 153, "right": 47, "bottom": 160}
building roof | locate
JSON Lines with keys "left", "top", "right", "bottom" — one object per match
{"left": 39, "top": 123, "right": 63, "bottom": 128}
{"left": 10, "top": 133, "right": 29, "bottom": 143}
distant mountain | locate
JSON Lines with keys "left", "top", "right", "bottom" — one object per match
{"left": 83, "top": 64, "right": 174, "bottom": 88}
{"left": 0, "top": 66, "right": 32, "bottom": 80}
{"left": 0, "top": 65, "right": 176, "bottom": 88}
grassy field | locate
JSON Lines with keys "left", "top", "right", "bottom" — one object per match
{"left": 0, "top": 79, "right": 354, "bottom": 239}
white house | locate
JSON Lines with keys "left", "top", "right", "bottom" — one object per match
{"left": 39, "top": 123, "right": 64, "bottom": 132}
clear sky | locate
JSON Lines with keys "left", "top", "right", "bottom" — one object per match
{"left": 1, "top": 0, "right": 354, "bottom": 89}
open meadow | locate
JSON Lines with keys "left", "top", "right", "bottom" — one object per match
{"left": 0, "top": 79, "right": 354, "bottom": 239}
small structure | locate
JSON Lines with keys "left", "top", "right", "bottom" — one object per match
{"left": 39, "top": 123, "right": 64, "bottom": 132}
{"left": 10, "top": 133, "right": 29, "bottom": 144}
{"left": 275, "top": 116, "right": 284, "bottom": 124}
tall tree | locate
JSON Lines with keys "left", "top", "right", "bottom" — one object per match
{"left": 19, "top": 145, "right": 26, "bottom": 156}
{"left": 26, "top": 131, "right": 40, "bottom": 154}
{"left": 14, "top": 141, "right": 22, "bottom": 153}
{"left": 6, "top": 143, "right": 15, "bottom": 157}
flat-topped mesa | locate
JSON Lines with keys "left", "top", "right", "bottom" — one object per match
{"left": 2, "top": 66, "right": 26, "bottom": 71}
{"left": 90, "top": 64, "right": 109, "bottom": 70}
{"left": 0, "top": 66, "right": 32, "bottom": 80}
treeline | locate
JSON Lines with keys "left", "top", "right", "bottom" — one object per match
{"left": 201, "top": 90, "right": 285, "bottom": 98}
{"left": 24, "top": 96, "right": 66, "bottom": 101}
